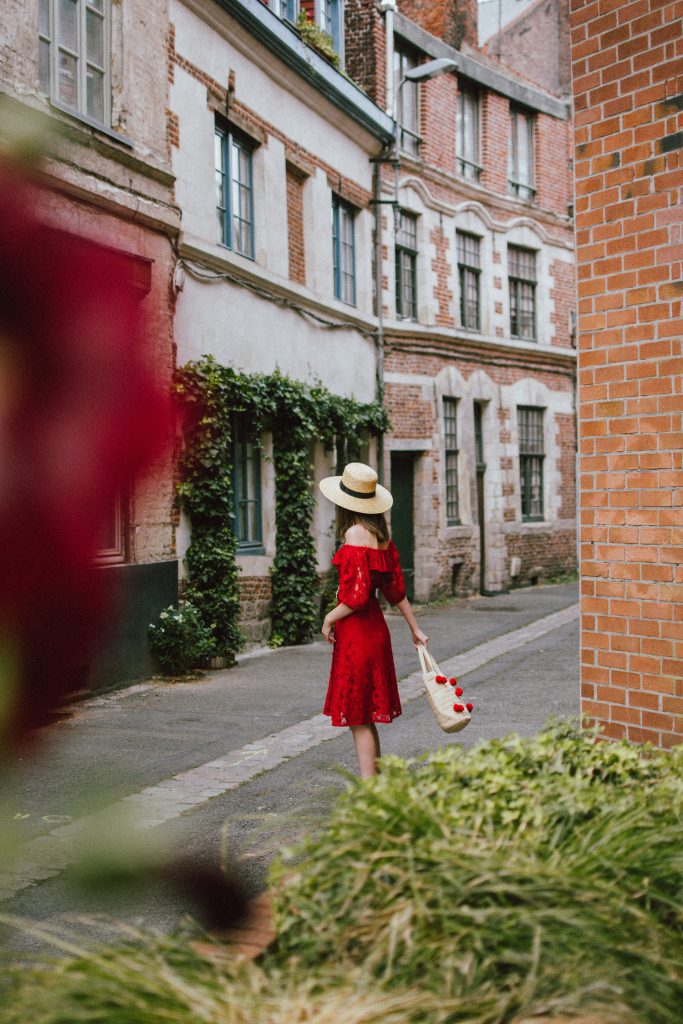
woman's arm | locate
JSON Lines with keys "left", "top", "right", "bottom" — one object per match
{"left": 322, "top": 602, "right": 355, "bottom": 644}
{"left": 395, "top": 596, "right": 429, "bottom": 647}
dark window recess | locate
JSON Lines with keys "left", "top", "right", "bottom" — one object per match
{"left": 457, "top": 230, "right": 481, "bottom": 331}
{"left": 232, "top": 416, "right": 263, "bottom": 549}
{"left": 456, "top": 84, "right": 481, "bottom": 182}
{"left": 395, "top": 210, "right": 418, "bottom": 319}
{"left": 518, "top": 405, "right": 544, "bottom": 521}
{"left": 215, "top": 122, "right": 255, "bottom": 258}
{"left": 509, "top": 106, "right": 535, "bottom": 200}
{"left": 443, "top": 397, "right": 460, "bottom": 525}
{"left": 508, "top": 244, "right": 536, "bottom": 341}
{"left": 332, "top": 194, "right": 356, "bottom": 306}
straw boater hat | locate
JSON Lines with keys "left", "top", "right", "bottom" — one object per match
{"left": 319, "top": 462, "right": 393, "bottom": 515}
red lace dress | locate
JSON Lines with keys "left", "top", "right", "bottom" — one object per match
{"left": 323, "top": 541, "right": 406, "bottom": 727}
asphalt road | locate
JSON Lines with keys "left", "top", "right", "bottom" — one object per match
{"left": 1, "top": 581, "right": 579, "bottom": 953}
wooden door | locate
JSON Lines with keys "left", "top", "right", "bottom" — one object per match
{"left": 390, "top": 453, "right": 415, "bottom": 600}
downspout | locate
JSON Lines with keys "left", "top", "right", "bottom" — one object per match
{"left": 376, "top": 0, "right": 397, "bottom": 484}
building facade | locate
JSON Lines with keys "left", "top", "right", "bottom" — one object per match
{"left": 570, "top": 0, "right": 683, "bottom": 747}
{"left": 347, "top": 0, "right": 577, "bottom": 600}
{"left": 0, "top": 0, "right": 181, "bottom": 685}
{"left": 167, "top": 0, "right": 393, "bottom": 641}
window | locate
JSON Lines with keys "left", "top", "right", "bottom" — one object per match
{"left": 393, "top": 46, "right": 420, "bottom": 156}
{"left": 318, "top": 0, "right": 343, "bottom": 54}
{"left": 215, "top": 123, "right": 254, "bottom": 258}
{"left": 457, "top": 231, "right": 481, "bottom": 331}
{"left": 96, "top": 491, "right": 126, "bottom": 563}
{"left": 232, "top": 417, "right": 263, "bottom": 550}
{"left": 509, "top": 106, "right": 535, "bottom": 200}
{"left": 38, "top": 0, "right": 110, "bottom": 125}
{"left": 270, "top": 0, "right": 298, "bottom": 20}
{"left": 456, "top": 84, "right": 481, "bottom": 182}
{"left": 332, "top": 194, "right": 356, "bottom": 306}
{"left": 508, "top": 245, "right": 536, "bottom": 340}
{"left": 518, "top": 406, "right": 544, "bottom": 521}
{"left": 395, "top": 210, "right": 418, "bottom": 320}
{"left": 443, "top": 398, "right": 460, "bottom": 525}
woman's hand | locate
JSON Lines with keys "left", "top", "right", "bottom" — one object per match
{"left": 322, "top": 616, "right": 335, "bottom": 644}
{"left": 412, "top": 627, "right": 429, "bottom": 647}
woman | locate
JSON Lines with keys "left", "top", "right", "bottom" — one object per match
{"left": 319, "top": 462, "right": 428, "bottom": 778}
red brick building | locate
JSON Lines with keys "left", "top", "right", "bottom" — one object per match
{"left": 570, "top": 0, "right": 683, "bottom": 747}
{"left": 348, "top": 0, "right": 578, "bottom": 599}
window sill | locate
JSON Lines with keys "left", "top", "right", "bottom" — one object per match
{"left": 237, "top": 544, "right": 266, "bottom": 556}
{"left": 521, "top": 518, "right": 549, "bottom": 528}
{"left": 217, "top": 241, "right": 255, "bottom": 262}
{"left": 48, "top": 98, "right": 133, "bottom": 148}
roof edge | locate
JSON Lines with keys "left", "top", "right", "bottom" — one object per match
{"left": 395, "top": 11, "right": 567, "bottom": 119}
{"left": 213, "top": 0, "right": 394, "bottom": 144}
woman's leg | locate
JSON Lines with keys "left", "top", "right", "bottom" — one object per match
{"left": 350, "top": 723, "right": 381, "bottom": 778}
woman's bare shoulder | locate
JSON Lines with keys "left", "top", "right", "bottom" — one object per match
{"left": 344, "top": 524, "right": 378, "bottom": 548}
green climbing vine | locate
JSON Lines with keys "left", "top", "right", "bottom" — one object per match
{"left": 174, "top": 357, "right": 389, "bottom": 662}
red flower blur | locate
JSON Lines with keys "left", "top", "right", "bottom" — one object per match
{"left": 0, "top": 164, "right": 169, "bottom": 751}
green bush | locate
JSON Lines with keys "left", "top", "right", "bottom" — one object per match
{"left": 148, "top": 602, "right": 215, "bottom": 675}
{"left": 270, "top": 720, "right": 683, "bottom": 1023}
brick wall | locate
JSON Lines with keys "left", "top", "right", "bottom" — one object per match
{"left": 486, "top": 0, "right": 572, "bottom": 99}
{"left": 238, "top": 577, "right": 272, "bottom": 643}
{"left": 286, "top": 164, "right": 306, "bottom": 285}
{"left": 397, "top": 0, "right": 478, "bottom": 48}
{"left": 571, "top": 0, "right": 683, "bottom": 747}
{"left": 343, "top": 0, "right": 386, "bottom": 107}
{"left": 480, "top": 91, "right": 510, "bottom": 194}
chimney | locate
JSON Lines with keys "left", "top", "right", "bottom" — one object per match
{"left": 396, "top": 0, "right": 478, "bottom": 49}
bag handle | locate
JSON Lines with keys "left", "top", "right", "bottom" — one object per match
{"left": 417, "top": 643, "right": 440, "bottom": 676}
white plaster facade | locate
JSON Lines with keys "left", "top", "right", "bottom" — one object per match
{"left": 169, "top": 0, "right": 393, "bottom": 606}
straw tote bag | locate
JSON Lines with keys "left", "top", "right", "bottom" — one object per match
{"left": 417, "top": 645, "right": 472, "bottom": 734}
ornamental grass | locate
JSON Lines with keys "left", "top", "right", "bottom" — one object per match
{"left": 269, "top": 720, "right": 683, "bottom": 1023}
{"left": 1, "top": 721, "right": 682, "bottom": 1024}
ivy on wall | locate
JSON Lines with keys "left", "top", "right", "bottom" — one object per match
{"left": 174, "top": 357, "right": 389, "bottom": 662}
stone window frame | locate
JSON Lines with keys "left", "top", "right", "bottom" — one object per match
{"left": 456, "top": 229, "right": 482, "bottom": 332}
{"left": 443, "top": 396, "right": 461, "bottom": 526}
{"left": 508, "top": 243, "right": 537, "bottom": 342}
{"left": 39, "top": 0, "right": 112, "bottom": 129}
{"left": 517, "top": 405, "right": 545, "bottom": 522}
{"left": 395, "top": 208, "right": 419, "bottom": 320}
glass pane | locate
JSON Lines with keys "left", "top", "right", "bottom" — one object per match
{"left": 58, "top": 0, "right": 78, "bottom": 52}
{"left": 58, "top": 50, "right": 78, "bottom": 106}
{"left": 86, "top": 65, "right": 104, "bottom": 121}
{"left": 86, "top": 8, "right": 104, "bottom": 66}
{"left": 88, "top": 0, "right": 104, "bottom": 11}
{"left": 39, "top": 0, "right": 50, "bottom": 36}
{"left": 39, "top": 38, "right": 50, "bottom": 93}
{"left": 214, "top": 133, "right": 224, "bottom": 173}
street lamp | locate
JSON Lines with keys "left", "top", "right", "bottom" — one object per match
{"left": 395, "top": 57, "right": 458, "bottom": 154}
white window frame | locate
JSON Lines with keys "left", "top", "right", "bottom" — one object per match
{"left": 39, "top": 0, "right": 111, "bottom": 128}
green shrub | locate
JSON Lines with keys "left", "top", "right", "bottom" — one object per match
{"left": 148, "top": 602, "right": 215, "bottom": 675}
{"left": 270, "top": 720, "right": 683, "bottom": 1023}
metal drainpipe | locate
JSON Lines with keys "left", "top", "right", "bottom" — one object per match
{"left": 373, "top": 155, "right": 386, "bottom": 485}
{"left": 376, "top": 0, "right": 397, "bottom": 485}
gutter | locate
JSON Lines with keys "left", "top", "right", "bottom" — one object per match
{"left": 212, "top": 0, "right": 395, "bottom": 144}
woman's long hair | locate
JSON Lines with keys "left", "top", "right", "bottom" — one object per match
{"left": 336, "top": 506, "right": 390, "bottom": 544}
